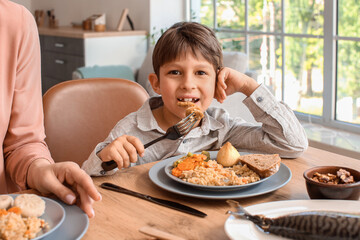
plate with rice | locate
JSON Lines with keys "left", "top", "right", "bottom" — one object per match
{"left": 149, "top": 151, "right": 291, "bottom": 199}
{"left": 164, "top": 151, "right": 275, "bottom": 191}
{"left": 1, "top": 194, "right": 65, "bottom": 240}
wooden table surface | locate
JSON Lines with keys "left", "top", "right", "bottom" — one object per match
{"left": 76, "top": 146, "right": 359, "bottom": 240}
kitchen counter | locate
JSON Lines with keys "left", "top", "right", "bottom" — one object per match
{"left": 38, "top": 26, "right": 148, "bottom": 94}
{"left": 38, "top": 26, "right": 147, "bottom": 39}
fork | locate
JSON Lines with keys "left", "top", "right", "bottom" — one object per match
{"left": 101, "top": 112, "right": 198, "bottom": 171}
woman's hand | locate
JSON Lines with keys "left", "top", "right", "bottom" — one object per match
{"left": 27, "top": 159, "right": 102, "bottom": 218}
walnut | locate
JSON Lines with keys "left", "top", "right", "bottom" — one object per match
{"left": 337, "top": 168, "right": 355, "bottom": 184}
{"left": 311, "top": 169, "right": 355, "bottom": 184}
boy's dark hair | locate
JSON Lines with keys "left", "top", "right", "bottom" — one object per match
{"left": 152, "top": 22, "right": 223, "bottom": 77}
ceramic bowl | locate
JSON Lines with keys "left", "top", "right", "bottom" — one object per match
{"left": 303, "top": 166, "right": 360, "bottom": 200}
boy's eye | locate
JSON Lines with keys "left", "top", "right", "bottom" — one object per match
{"left": 196, "top": 71, "right": 207, "bottom": 75}
{"left": 169, "top": 70, "right": 181, "bottom": 75}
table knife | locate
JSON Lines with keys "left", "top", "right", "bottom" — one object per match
{"left": 100, "top": 182, "right": 207, "bottom": 218}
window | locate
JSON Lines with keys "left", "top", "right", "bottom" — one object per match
{"left": 190, "top": 0, "right": 360, "bottom": 134}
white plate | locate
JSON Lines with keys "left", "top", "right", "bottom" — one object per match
{"left": 164, "top": 151, "right": 274, "bottom": 191}
{"left": 225, "top": 199, "right": 360, "bottom": 240}
{"left": 8, "top": 194, "right": 65, "bottom": 239}
{"left": 149, "top": 151, "right": 291, "bottom": 199}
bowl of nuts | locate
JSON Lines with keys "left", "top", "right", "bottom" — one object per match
{"left": 303, "top": 166, "right": 360, "bottom": 200}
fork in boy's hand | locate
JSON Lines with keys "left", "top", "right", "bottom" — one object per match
{"left": 101, "top": 112, "right": 198, "bottom": 172}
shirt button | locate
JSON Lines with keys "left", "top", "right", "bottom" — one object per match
{"left": 256, "top": 96, "right": 263, "bottom": 102}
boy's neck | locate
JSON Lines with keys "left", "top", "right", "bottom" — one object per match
{"left": 152, "top": 107, "right": 174, "bottom": 131}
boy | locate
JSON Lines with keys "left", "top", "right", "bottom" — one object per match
{"left": 82, "top": 22, "right": 308, "bottom": 176}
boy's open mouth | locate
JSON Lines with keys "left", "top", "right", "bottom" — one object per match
{"left": 177, "top": 98, "right": 200, "bottom": 103}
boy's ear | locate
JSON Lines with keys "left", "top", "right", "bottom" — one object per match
{"left": 148, "top": 73, "right": 161, "bottom": 95}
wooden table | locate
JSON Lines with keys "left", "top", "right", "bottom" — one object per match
{"left": 77, "top": 147, "right": 359, "bottom": 239}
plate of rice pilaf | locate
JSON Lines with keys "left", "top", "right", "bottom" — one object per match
{"left": 1, "top": 194, "right": 65, "bottom": 240}
{"left": 164, "top": 151, "right": 274, "bottom": 191}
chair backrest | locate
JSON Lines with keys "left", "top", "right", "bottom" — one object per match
{"left": 43, "top": 78, "right": 149, "bottom": 166}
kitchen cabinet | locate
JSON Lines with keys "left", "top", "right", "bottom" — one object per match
{"left": 39, "top": 27, "right": 147, "bottom": 94}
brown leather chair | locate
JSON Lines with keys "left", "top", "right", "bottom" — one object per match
{"left": 43, "top": 78, "right": 149, "bottom": 166}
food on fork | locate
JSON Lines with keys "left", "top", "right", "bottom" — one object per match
{"left": 0, "top": 195, "right": 14, "bottom": 210}
{"left": 216, "top": 142, "right": 241, "bottom": 167}
{"left": 14, "top": 194, "right": 45, "bottom": 217}
{"left": 177, "top": 101, "right": 204, "bottom": 120}
{"left": 238, "top": 154, "right": 281, "bottom": 178}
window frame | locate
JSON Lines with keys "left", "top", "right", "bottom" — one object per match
{"left": 188, "top": 0, "right": 360, "bottom": 134}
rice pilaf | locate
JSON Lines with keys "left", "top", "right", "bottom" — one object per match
{"left": 171, "top": 153, "right": 260, "bottom": 186}
{"left": 0, "top": 207, "right": 48, "bottom": 240}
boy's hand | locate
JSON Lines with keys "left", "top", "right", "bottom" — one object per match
{"left": 214, "top": 67, "right": 259, "bottom": 103}
{"left": 98, "top": 135, "right": 145, "bottom": 169}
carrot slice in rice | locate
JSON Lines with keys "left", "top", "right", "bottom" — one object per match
{"left": 0, "top": 209, "right": 8, "bottom": 215}
{"left": 8, "top": 206, "right": 22, "bottom": 215}
{"left": 171, "top": 168, "right": 182, "bottom": 177}
{"left": 177, "top": 161, "right": 196, "bottom": 171}
{"left": 171, "top": 153, "right": 208, "bottom": 177}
